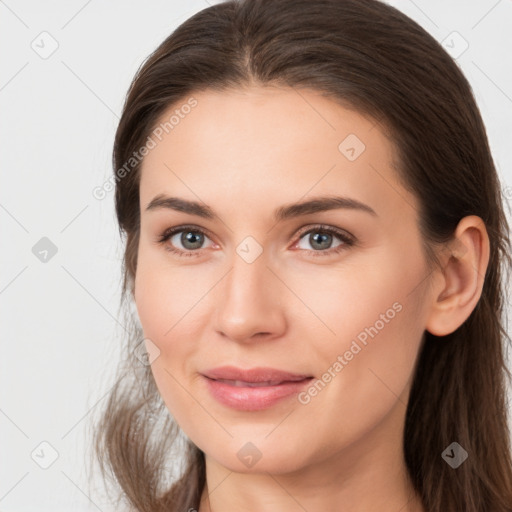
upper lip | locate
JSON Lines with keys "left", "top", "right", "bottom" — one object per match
{"left": 202, "top": 366, "right": 313, "bottom": 384}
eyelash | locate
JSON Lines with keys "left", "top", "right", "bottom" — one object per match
{"left": 156, "top": 224, "right": 355, "bottom": 259}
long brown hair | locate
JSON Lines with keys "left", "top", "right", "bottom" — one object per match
{"left": 89, "top": 0, "right": 512, "bottom": 510}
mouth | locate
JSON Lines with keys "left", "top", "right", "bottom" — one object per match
{"left": 210, "top": 378, "right": 307, "bottom": 387}
{"left": 200, "top": 367, "right": 314, "bottom": 411}
{"left": 201, "top": 365, "right": 313, "bottom": 384}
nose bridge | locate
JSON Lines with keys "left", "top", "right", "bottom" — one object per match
{"left": 227, "top": 249, "right": 267, "bottom": 302}
{"left": 214, "top": 246, "right": 285, "bottom": 341}
{"left": 224, "top": 248, "right": 272, "bottom": 314}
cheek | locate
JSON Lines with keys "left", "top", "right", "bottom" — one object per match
{"left": 133, "top": 255, "right": 200, "bottom": 424}
{"left": 292, "top": 258, "right": 427, "bottom": 456}
{"left": 133, "top": 251, "right": 193, "bottom": 402}
{"left": 134, "top": 243, "right": 203, "bottom": 340}
{"left": 309, "top": 246, "right": 428, "bottom": 410}
{"left": 301, "top": 241, "right": 426, "bottom": 378}
{"left": 294, "top": 245, "right": 425, "bottom": 347}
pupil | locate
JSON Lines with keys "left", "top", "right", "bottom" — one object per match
{"left": 311, "top": 232, "right": 331, "bottom": 250}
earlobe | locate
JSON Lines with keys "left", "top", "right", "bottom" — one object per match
{"left": 425, "top": 215, "right": 490, "bottom": 336}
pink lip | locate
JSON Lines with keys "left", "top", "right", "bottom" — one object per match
{"left": 201, "top": 366, "right": 314, "bottom": 411}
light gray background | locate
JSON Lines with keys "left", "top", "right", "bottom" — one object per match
{"left": 1, "top": 1, "right": 511, "bottom": 511}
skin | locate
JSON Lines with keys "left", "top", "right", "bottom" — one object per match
{"left": 133, "top": 85, "right": 490, "bottom": 512}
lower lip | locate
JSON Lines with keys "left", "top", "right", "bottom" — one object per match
{"left": 202, "top": 375, "right": 313, "bottom": 411}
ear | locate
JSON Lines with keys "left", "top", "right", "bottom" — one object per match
{"left": 425, "top": 215, "right": 490, "bottom": 336}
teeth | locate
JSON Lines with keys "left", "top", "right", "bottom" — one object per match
{"left": 216, "top": 379, "right": 282, "bottom": 387}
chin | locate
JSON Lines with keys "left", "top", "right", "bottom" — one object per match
{"left": 203, "top": 441, "right": 310, "bottom": 476}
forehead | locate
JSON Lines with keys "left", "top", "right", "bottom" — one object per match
{"left": 139, "top": 86, "right": 419, "bottom": 224}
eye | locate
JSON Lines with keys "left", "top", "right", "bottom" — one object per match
{"left": 293, "top": 224, "right": 355, "bottom": 257}
{"left": 157, "top": 225, "right": 215, "bottom": 258}
{"left": 156, "top": 224, "right": 355, "bottom": 258}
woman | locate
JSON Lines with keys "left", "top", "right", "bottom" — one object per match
{"left": 91, "top": 0, "right": 512, "bottom": 510}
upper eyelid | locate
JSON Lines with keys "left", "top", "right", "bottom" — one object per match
{"left": 160, "top": 224, "right": 215, "bottom": 242}
{"left": 295, "top": 224, "right": 353, "bottom": 238}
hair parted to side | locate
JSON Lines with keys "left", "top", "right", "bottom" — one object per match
{"left": 89, "top": 0, "right": 512, "bottom": 510}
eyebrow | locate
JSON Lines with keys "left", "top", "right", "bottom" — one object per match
{"left": 144, "top": 194, "right": 377, "bottom": 221}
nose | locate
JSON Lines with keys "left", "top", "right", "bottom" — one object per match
{"left": 213, "top": 250, "right": 287, "bottom": 343}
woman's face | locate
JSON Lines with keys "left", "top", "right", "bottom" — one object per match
{"left": 134, "top": 86, "right": 434, "bottom": 474}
